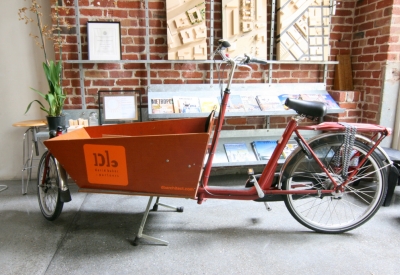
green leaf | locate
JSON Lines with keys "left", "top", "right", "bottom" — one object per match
{"left": 26, "top": 59, "right": 64, "bottom": 116}
{"left": 24, "top": 100, "right": 48, "bottom": 115}
{"left": 30, "top": 87, "right": 47, "bottom": 99}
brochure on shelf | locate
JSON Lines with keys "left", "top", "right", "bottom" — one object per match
{"left": 252, "top": 140, "right": 284, "bottom": 160}
{"left": 225, "top": 94, "right": 246, "bottom": 112}
{"left": 223, "top": 143, "right": 255, "bottom": 162}
{"left": 256, "top": 95, "right": 283, "bottom": 111}
{"left": 199, "top": 97, "right": 220, "bottom": 113}
{"left": 173, "top": 96, "right": 201, "bottom": 113}
{"left": 240, "top": 95, "right": 261, "bottom": 111}
{"left": 151, "top": 98, "right": 175, "bottom": 114}
{"left": 278, "top": 93, "right": 340, "bottom": 109}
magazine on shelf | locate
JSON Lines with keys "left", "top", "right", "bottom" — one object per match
{"left": 255, "top": 95, "right": 283, "bottom": 111}
{"left": 222, "top": 94, "right": 246, "bottom": 112}
{"left": 199, "top": 97, "right": 220, "bottom": 113}
{"left": 240, "top": 95, "right": 261, "bottom": 111}
{"left": 172, "top": 96, "right": 201, "bottom": 113}
{"left": 300, "top": 93, "right": 340, "bottom": 109}
{"left": 223, "top": 143, "right": 254, "bottom": 162}
{"left": 151, "top": 98, "right": 174, "bottom": 114}
{"left": 252, "top": 140, "right": 284, "bottom": 160}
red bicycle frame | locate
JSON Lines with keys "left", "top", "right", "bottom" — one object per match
{"left": 196, "top": 49, "right": 391, "bottom": 204}
{"left": 197, "top": 89, "right": 390, "bottom": 204}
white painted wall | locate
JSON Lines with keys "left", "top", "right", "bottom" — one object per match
{"left": 380, "top": 62, "right": 400, "bottom": 148}
{"left": 0, "top": 0, "right": 54, "bottom": 180}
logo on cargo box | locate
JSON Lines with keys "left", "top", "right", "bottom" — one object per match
{"left": 83, "top": 144, "right": 128, "bottom": 186}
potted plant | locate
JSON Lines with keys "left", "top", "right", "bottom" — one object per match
{"left": 19, "top": 0, "right": 67, "bottom": 130}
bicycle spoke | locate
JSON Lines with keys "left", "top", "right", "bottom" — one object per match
{"left": 345, "top": 185, "right": 376, "bottom": 203}
{"left": 283, "top": 137, "right": 386, "bottom": 233}
{"left": 37, "top": 153, "right": 63, "bottom": 221}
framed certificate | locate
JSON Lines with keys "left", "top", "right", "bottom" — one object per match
{"left": 98, "top": 90, "right": 142, "bottom": 125}
{"left": 87, "top": 21, "right": 121, "bottom": 60}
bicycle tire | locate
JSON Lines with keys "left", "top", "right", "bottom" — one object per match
{"left": 282, "top": 134, "right": 387, "bottom": 233}
{"left": 37, "top": 152, "right": 63, "bottom": 221}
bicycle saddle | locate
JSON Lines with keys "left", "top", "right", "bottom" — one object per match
{"left": 285, "top": 97, "right": 327, "bottom": 118}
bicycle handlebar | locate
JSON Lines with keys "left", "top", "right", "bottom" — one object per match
{"left": 216, "top": 39, "right": 268, "bottom": 66}
{"left": 248, "top": 56, "right": 268, "bottom": 65}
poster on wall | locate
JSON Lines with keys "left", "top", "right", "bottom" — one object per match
{"left": 87, "top": 21, "right": 121, "bottom": 60}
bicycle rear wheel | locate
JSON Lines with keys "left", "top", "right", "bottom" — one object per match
{"left": 282, "top": 135, "right": 387, "bottom": 233}
{"left": 37, "top": 152, "right": 63, "bottom": 221}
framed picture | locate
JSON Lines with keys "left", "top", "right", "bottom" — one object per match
{"left": 87, "top": 21, "right": 121, "bottom": 60}
{"left": 98, "top": 90, "right": 142, "bottom": 125}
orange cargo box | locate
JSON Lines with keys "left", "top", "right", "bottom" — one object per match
{"left": 44, "top": 116, "right": 214, "bottom": 199}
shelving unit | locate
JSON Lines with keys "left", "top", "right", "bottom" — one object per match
{"left": 210, "top": 128, "right": 315, "bottom": 168}
{"left": 147, "top": 83, "right": 344, "bottom": 119}
{"left": 66, "top": 0, "right": 338, "bottom": 110}
{"left": 65, "top": 0, "right": 340, "bottom": 168}
{"left": 148, "top": 83, "right": 343, "bottom": 167}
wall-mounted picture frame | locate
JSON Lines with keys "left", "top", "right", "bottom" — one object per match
{"left": 98, "top": 90, "right": 142, "bottom": 125}
{"left": 87, "top": 21, "right": 121, "bottom": 60}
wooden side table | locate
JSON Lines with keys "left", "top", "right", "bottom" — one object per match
{"left": 12, "top": 119, "right": 48, "bottom": 195}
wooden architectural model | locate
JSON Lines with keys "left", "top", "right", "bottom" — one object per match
{"left": 166, "top": 0, "right": 207, "bottom": 60}
{"left": 222, "top": 0, "right": 267, "bottom": 59}
{"left": 277, "top": 0, "right": 331, "bottom": 61}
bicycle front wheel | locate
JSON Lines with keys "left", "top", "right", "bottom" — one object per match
{"left": 37, "top": 152, "right": 63, "bottom": 221}
{"left": 282, "top": 135, "right": 387, "bottom": 233}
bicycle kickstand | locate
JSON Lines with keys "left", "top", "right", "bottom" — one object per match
{"left": 133, "top": 196, "right": 185, "bottom": 246}
{"left": 152, "top": 196, "right": 184, "bottom": 212}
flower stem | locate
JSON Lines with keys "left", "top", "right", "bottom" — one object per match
{"left": 34, "top": 1, "right": 48, "bottom": 65}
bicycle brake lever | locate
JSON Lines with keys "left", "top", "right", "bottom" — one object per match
{"left": 237, "top": 54, "right": 252, "bottom": 70}
{"left": 238, "top": 64, "right": 252, "bottom": 70}
{"left": 244, "top": 53, "right": 251, "bottom": 63}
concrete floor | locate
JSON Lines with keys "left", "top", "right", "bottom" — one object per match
{"left": 1, "top": 176, "right": 400, "bottom": 275}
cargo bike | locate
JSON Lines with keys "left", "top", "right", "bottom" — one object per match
{"left": 38, "top": 40, "right": 394, "bottom": 245}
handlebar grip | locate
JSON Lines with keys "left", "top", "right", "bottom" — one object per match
{"left": 250, "top": 58, "right": 268, "bottom": 65}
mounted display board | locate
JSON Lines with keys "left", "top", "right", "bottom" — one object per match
{"left": 166, "top": 0, "right": 207, "bottom": 60}
{"left": 222, "top": 0, "right": 268, "bottom": 59}
{"left": 276, "top": 0, "right": 331, "bottom": 61}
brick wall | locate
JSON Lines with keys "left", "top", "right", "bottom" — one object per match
{"left": 328, "top": 0, "right": 399, "bottom": 124}
{"left": 53, "top": 0, "right": 397, "bottom": 128}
